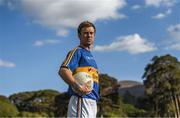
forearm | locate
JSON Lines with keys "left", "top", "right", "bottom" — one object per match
{"left": 58, "top": 67, "right": 79, "bottom": 89}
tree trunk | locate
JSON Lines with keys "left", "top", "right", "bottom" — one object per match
{"left": 175, "top": 95, "right": 180, "bottom": 117}
{"left": 177, "top": 95, "right": 180, "bottom": 109}
{"left": 170, "top": 94, "right": 177, "bottom": 117}
{"left": 172, "top": 91, "right": 180, "bottom": 117}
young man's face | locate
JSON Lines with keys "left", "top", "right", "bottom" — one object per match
{"left": 79, "top": 26, "right": 95, "bottom": 47}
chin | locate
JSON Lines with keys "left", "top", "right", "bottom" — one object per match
{"left": 84, "top": 44, "right": 92, "bottom": 47}
{"left": 87, "top": 43, "right": 93, "bottom": 45}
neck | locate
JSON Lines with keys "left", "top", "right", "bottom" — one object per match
{"left": 79, "top": 44, "right": 93, "bottom": 51}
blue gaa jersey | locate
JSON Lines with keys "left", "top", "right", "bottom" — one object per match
{"left": 61, "top": 46, "right": 99, "bottom": 101}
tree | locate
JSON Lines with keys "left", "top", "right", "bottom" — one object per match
{"left": 142, "top": 54, "right": 180, "bottom": 117}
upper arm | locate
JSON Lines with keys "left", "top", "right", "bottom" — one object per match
{"left": 61, "top": 48, "right": 81, "bottom": 73}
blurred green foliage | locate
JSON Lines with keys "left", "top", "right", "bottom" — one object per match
{"left": 0, "top": 95, "right": 19, "bottom": 117}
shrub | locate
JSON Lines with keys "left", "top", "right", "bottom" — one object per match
{"left": 0, "top": 95, "right": 19, "bottom": 117}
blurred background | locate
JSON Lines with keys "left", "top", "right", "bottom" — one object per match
{"left": 0, "top": 0, "right": 180, "bottom": 117}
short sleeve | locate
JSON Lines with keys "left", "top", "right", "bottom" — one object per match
{"left": 61, "top": 48, "right": 81, "bottom": 73}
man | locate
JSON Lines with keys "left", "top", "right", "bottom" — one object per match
{"left": 58, "top": 21, "right": 99, "bottom": 118}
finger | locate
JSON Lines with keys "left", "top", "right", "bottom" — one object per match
{"left": 84, "top": 80, "right": 91, "bottom": 86}
{"left": 84, "top": 87, "right": 92, "bottom": 93}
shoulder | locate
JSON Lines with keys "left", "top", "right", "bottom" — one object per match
{"left": 70, "top": 46, "right": 84, "bottom": 53}
{"left": 68, "top": 47, "right": 78, "bottom": 53}
{"left": 67, "top": 46, "right": 83, "bottom": 57}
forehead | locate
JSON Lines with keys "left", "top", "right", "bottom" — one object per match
{"left": 81, "top": 27, "right": 95, "bottom": 32}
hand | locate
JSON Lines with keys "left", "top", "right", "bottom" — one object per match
{"left": 79, "top": 80, "right": 92, "bottom": 95}
{"left": 72, "top": 80, "right": 92, "bottom": 96}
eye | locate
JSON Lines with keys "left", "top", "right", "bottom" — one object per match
{"left": 84, "top": 33, "right": 88, "bottom": 36}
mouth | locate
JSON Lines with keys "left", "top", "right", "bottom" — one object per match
{"left": 87, "top": 40, "right": 92, "bottom": 43}
{"left": 87, "top": 38, "right": 92, "bottom": 40}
